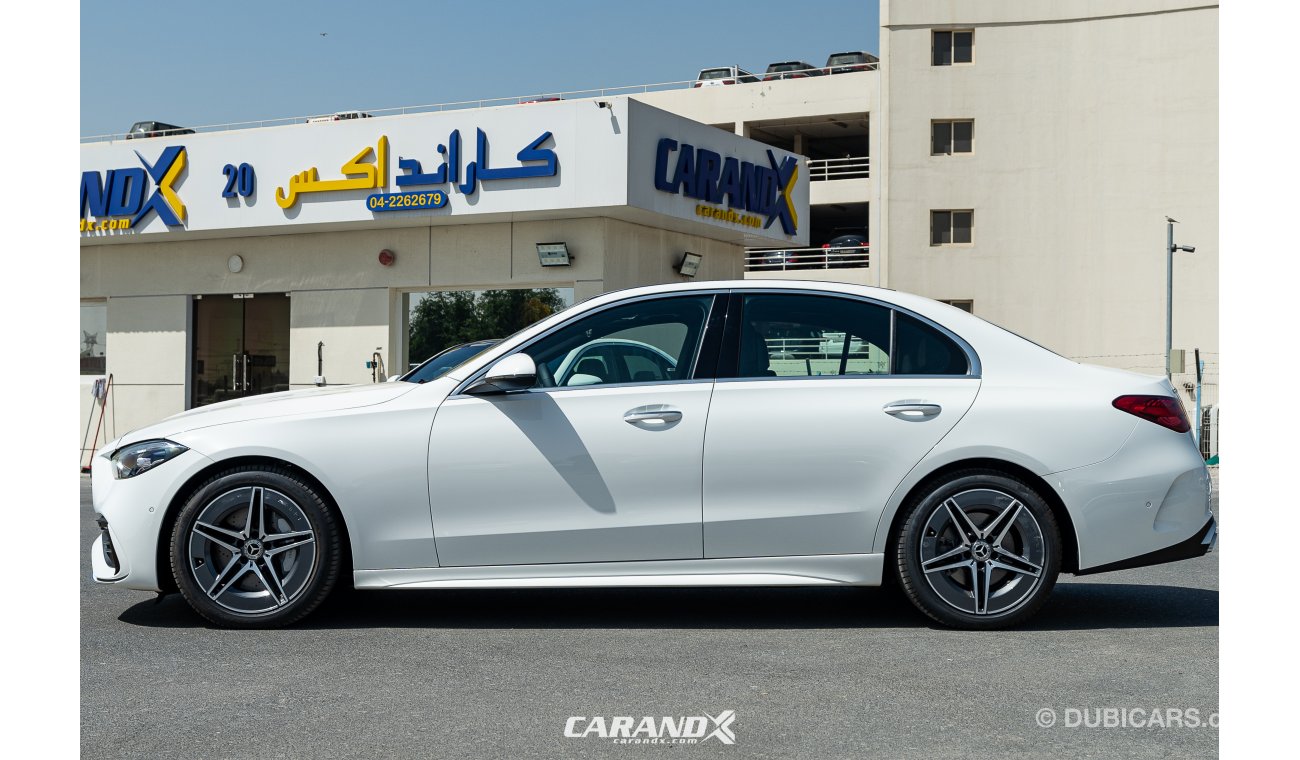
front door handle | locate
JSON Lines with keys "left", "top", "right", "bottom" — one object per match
{"left": 883, "top": 401, "right": 942, "bottom": 419}
{"left": 624, "top": 405, "right": 683, "bottom": 425}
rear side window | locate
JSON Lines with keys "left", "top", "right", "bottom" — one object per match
{"left": 737, "top": 294, "right": 891, "bottom": 378}
{"left": 893, "top": 312, "right": 969, "bottom": 375}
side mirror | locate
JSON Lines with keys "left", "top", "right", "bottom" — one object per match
{"left": 465, "top": 353, "right": 537, "bottom": 395}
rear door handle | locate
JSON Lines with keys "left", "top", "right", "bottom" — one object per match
{"left": 624, "top": 405, "right": 683, "bottom": 425}
{"left": 883, "top": 402, "right": 942, "bottom": 419}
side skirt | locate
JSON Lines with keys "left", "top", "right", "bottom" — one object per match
{"left": 353, "top": 554, "right": 884, "bottom": 590}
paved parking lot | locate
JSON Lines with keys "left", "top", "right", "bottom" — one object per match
{"left": 82, "top": 474, "right": 1218, "bottom": 759}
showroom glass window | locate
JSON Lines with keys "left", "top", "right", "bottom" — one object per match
{"left": 737, "top": 294, "right": 891, "bottom": 377}
{"left": 525, "top": 295, "right": 715, "bottom": 388}
{"left": 81, "top": 302, "right": 107, "bottom": 375}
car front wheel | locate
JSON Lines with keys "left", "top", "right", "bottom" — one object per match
{"left": 170, "top": 466, "right": 341, "bottom": 628}
{"left": 895, "top": 470, "right": 1061, "bottom": 629}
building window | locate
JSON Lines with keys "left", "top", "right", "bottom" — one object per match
{"left": 931, "top": 120, "right": 974, "bottom": 155}
{"left": 940, "top": 299, "right": 974, "bottom": 313}
{"left": 932, "top": 29, "right": 974, "bottom": 66}
{"left": 80, "top": 301, "right": 107, "bottom": 375}
{"left": 930, "top": 210, "right": 974, "bottom": 246}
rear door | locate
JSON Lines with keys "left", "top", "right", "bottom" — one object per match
{"left": 702, "top": 291, "right": 980, "bottom": 558}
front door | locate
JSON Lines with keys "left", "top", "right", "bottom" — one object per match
{"left": 191, "top": 294, "right": 291, "bottom": 408}
{"left": 427, "top": 294, "right": 722, "bottom": 567}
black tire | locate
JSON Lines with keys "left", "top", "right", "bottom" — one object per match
{"left": 895, "top": 469, "right": 1061, "bottom": 630}
{"left": 170, "top": 466, "right": 341, "bottom": 628}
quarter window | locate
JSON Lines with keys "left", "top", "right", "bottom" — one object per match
{"left": 524, "top": 295, "right": 714, "bottom": 388}
{"left": 893, "top": 312, "right": 969, "bottom": 375}
{"left": 933, "top": 29, "right": 974, "bottom": 66}
{"left": 737, "top": 294, "right": 891, "bottom": 378}
{"left": 931, "top": 120, "right": 974, "bottom": 155}
{"left": 931, "top": 210, "right": 974, "bottom": 246}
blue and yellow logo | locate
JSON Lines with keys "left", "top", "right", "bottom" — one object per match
{"left": 654, "top": 139, "right": 798, "bottom": 236}
{"left": 80, "top": 146, "right": 188, "bottom": 231}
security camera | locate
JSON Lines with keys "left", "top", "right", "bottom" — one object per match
{"left": 596, "top": 101, "right": 611, "bottom": 109}
{"left": 1176, "top": 244, "right": 1196, "bottom": 253}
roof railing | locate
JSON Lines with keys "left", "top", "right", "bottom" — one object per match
{"left": 80, "top": 66, "right": 880, "bottom": 143}
{"left": 745, "top": 245, "right": 870, "bottom": 271}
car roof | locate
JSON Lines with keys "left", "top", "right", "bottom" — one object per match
{"left": 768, "top": 60, "right": 813, "bottom": 66}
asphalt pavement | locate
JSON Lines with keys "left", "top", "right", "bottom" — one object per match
{"left": 81, "top": 474, "right": 1218, "bottom": 759}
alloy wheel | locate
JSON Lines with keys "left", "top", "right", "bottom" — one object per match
{"left": 917, "top": 487, "right": 1047, "bottom": 617}
{"left": 186, "top": 486, "right": 318, "bottom": 615}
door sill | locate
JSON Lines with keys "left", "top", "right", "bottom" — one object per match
{"left": 353, "top": 554, "right": 884, "bottom": 589}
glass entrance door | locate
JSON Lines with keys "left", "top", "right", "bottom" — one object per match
{"left": 192, "top": 294, "right": 291, "bottom": 408}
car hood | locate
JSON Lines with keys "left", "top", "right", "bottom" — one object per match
{"left": 108, "top": 382, "right": 419, "bottom": 450}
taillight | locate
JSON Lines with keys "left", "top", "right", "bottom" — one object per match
{"left": 1112, "top": 395, "right": 1191, "bottom": 433}
{"left": 822, "top": 243, "right": 831, "bottom": 248}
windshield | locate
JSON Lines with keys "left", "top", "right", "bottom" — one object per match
{"left": 698, "top": 69, "right": 733, "bottom": 80}
{"left": 828, "top": 54, "right": 866, "bottom": 65}
{"left": 402, "top": 341, "right": 499, "bottom": 383}
{"left": 769, "top": 63, "right": 807, "bottom": 72}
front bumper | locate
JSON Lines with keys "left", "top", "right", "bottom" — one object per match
{"left": 1075, "top": 516, "right": 1216, "bottom": 575}
{"left": 89, "top": 445, "right": 216, "bottom": 590}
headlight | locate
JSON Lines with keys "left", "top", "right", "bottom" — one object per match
{"left": 110, "top": 440, "right": 188, "bottom": 479}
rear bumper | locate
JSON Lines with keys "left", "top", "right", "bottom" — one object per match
{"left": 1075, "top": 516, "right": 1216, "bottom": 575}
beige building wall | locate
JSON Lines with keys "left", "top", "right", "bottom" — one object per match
{"left": 879, "top": 0, "right": 1218, "bottom": 410}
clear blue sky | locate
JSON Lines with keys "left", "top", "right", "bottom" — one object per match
{"left": 80, "top": 0, "right": 880, "bottom": 136}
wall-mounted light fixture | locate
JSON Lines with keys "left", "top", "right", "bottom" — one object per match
{"left": 227, "top": 254, "right": 244, "bottom": 273}
{"left": 678, "top": 252, "right": 703, "bottom": 278}
{"left": 537, "top": 242, "right": 572, "bottom": 267}
{"left": 378, "top": 249, "right": 396, "bottom": 267}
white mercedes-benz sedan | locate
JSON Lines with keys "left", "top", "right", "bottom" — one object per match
{"left": 89, "top": 281, "right": 1215, "bottom": 629}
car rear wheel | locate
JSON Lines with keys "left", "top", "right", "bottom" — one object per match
{"left": 170, "top": 466, "right": 341, "bottom": 628}
{"left": 896, "top": 470, "right": 1061, "bottom": 629}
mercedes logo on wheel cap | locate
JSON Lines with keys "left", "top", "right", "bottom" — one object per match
{"left": 971, "top": 540, "right": 992, "bottom": 562}
{"left": 242, "top": 539, "right": 265, "bottom": 560}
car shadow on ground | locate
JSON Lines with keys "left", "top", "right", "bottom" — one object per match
{"left": 117, "top": 582, "right": 1217, "bottom": 631}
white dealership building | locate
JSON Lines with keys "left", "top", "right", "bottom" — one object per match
{"left": 80, "top": 0, "right": 1217, "bottom": 459}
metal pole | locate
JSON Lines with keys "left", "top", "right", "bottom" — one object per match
{"left": 1166, "top": 219, "right": 1174, "bottom": 379}
{"left": 1194, "top": 348, "right": 1204, "bottom": 448}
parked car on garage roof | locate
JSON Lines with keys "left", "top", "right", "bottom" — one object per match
{"left": 764, "top": 61, "right": 824, "bottom": 80}
{"left": 124, "top": 121, "right": 195, "bottom": 140}
{"left": 824, "top": 51, "right": 879, "bottom": 74}
{"left": 306, "top": 110, "right": 372, "bottom": 123}
{"left": 693, "top": 66, "right": 760, "bottom": 87}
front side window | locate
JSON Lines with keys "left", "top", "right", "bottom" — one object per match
{"left": 737, "top": 294, "right": 891, "bottom": 378}
{"left": 525, "top": 295, "right": 714, "bottom": 388}
{"left": 933, "top": 29, "right": 974, "bottom": 66}
{"left": 931, "top": 210, "right": 974, "bottom": 245}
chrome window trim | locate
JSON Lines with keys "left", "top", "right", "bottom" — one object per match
{"left": 731, "top": 287, "right": 982, "bottom": 378}
{"left": 450, "top": 291, "right": 728, "bottom": 397}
